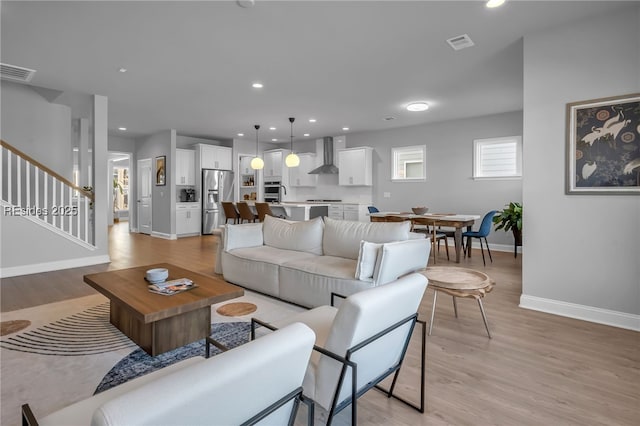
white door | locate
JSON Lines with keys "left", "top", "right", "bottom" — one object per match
{"left": 137, "top": 158, "right": 152, "bottom": 234}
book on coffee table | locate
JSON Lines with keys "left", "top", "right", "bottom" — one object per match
{"left": 147, "top": 278, "right": 197, "bottom": 296}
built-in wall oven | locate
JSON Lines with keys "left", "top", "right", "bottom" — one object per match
{"left": 264, "top": 180, "right": 281, "bottom": 203}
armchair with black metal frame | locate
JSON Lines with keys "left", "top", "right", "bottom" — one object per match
{"left": 247, "top": 273, "right": 428, "bottom": 426}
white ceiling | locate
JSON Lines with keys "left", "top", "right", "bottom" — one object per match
{"left": 1, "top": 1, "right": 632, "bottom": 143}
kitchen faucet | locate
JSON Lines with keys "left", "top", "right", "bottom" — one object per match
{"left": 279, "top": 184, "right": 287, "bottom": 195}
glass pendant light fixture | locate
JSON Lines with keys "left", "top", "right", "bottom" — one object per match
{"left": 250, "top": 124, "right": 264, "bottom": 170}
{"left": 285, "top": 117, "right": 300, "bottom": 167}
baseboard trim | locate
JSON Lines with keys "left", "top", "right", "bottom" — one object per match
{"left": 0, "top": 255, "right": 111, "bottom": 278}
{"left": 151, "top": 231, "right": 177, "bottom": 240}
{"left": 520, "top": 294, "right": 640, "bottom": 331}
{"left": 443, "top": 240, "right": 522, "bottom": 254}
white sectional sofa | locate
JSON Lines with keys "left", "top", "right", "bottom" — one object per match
{"left": 220, "top": 216, "right": 431, "bottom": 307}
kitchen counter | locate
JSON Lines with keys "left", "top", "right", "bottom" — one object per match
{"left": 244, "top": 201, "right": 329, "bottom": 221}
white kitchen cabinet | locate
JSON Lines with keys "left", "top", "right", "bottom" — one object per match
{"left": 197, "top": 144, "right": 232, "bottom": 170}
{"left": 289, "top": 153, "right": 317, "bottom": 187}
{"left": 176, "top": 149, "right": 195, "bottom": 185}
{"left": 328, "top": 204, "right": 344, "bottom": 220}
{"left": 338, "top": 147, "right": 373, "bottom": 186}
{"left": 239, "top": 156, "right": 253, "bottom": 175}
{"left": 263, "top": 149, "right": 284, "bottom": 179}
{"left": 176, "top": 203, "right": 201, "bottom": 236}
{"left": 328, "top": 203, "right": 368, "bottom": 222}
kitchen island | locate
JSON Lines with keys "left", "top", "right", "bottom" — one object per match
{"left": 244, "top": 201, "right": 330, "bottom": 221}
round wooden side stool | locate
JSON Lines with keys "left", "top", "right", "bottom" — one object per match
{"left": 421, "top": 266, "right": 495, "bottom": 338}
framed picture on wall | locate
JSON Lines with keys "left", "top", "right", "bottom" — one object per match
{"left": 156, "top": 156, "right": 166, "bottom": 186}
{"left": 566, "top": 93, "right": 640, "bottom": 194}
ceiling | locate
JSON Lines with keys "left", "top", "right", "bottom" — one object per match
{"left": 0, "top": 1, "right": 632, "bottom": 144}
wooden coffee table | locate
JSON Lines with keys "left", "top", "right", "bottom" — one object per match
{"left": 84, "top": 263, "right": 243, "bottom": 356}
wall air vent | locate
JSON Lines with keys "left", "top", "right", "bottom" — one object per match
{"left": 446, "top": 34, "right": 475, "bottom": 51}
{"left": 0, "top": 63, "right": 36, "bottom": 82}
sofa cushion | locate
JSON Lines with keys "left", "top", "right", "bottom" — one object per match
{"left": 279, "top": 256, "right": 375, "bottom": 307}
{"left": 323, "top": 217, "right": 411, "bottom": 260}
{"left": 224, "top": 222, "right": 263, "bottom": 251}
{"left": 355, "top": 241, "right": 382, "bottom": 280}
{"left": 222, "top": 246, "right": 317, "bottom": 297}
{"left": 263, "top": 215, "right": 324, "bottom": 255}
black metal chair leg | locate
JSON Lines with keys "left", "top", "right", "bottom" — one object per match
{"left": 479, "top": 238, "right": 486, "bottom": 266}
{"left": 485, "top": 237, "right": 493, "bottom": 263}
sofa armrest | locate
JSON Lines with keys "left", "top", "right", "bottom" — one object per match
{"left": 373, "top": 239, "right": 430, "bottom": 285}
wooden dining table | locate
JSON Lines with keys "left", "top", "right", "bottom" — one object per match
{"left": 370, "top": 212, "right": 480, "bottom": 263}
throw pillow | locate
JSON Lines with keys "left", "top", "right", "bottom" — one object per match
{"left": 355, "top": 240, "right": 382, "bottom": 280}
{"left": 224, "top": 222, "right": 264, "bottom": 251}
{"left": 263, "top": 215, "right": 324, "bottom": 255}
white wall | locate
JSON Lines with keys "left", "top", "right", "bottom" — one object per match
{"left": 346, "top": 111, "right": 524, "bottom": 247}
{"left": 135, "top": 130, "right": 176, "bottom": 237}
{"left": 1, "top": 81, "right": 73, "bottom": 179}
{"left": 522, "top": 5, "right": 640, "bottom": 327}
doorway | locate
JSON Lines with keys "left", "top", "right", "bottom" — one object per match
{"left": 108, "top": 152, "right": 132, "bottom": 228}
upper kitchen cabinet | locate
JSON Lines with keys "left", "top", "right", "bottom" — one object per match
{"left": 175, "top": 148, "right": 195, "bottom": 186}
{"left": 263, "top": 149, "right": 285, "bottom": 179}
{"left": 338, "top": 147, "right": 373, "bottom": 186}
{"left": 196, "top": 144, "right": 232, "bottom": 170}
{"left": 290, "top": 153, "right": 317, "bottom": 187}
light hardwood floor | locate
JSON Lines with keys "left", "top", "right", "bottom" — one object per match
{"left": 2, "top": 222, "right": 638, "bottom": 425}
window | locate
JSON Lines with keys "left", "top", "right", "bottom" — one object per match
{"left": 473, "top": 136, "right": 522, "bottom": 179}
{"left": 392, "top": 145, "right": 426, "bottom": 181}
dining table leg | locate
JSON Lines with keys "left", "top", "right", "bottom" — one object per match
{"left": 454, "top": 228, "right": 463, "bottom": 263}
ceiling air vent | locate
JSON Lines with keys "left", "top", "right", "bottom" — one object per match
{"left": 0, "top": 63, "right": 36, "bottom": 82}
{"left": 446, "top": 34, "right": 475, "bottom": 51}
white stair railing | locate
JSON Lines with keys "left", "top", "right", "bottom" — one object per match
{"left": 1, "top": 140, "right": 94, "bottom": 247}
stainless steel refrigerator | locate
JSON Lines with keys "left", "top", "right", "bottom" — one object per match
{"left": 202, "top": 168, "right": 234, "bottom": 234}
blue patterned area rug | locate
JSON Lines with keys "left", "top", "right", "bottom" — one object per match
{"left": 95, "top": 321, "right": 251, "bottom": 394}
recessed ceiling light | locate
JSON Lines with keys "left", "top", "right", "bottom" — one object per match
{"left": 342, "top": 127, "right": 350, "bottom": 131}
{"left": 252, "top": 82, "right": 263, "bottom": 88}
{"left": 309, "top": 118, "right": 317, "bottom": 123}
{"left": 303, "top": 133, "right": 310, "bottom": 137}
{"left": 118, "top": 127, "right": 127, "bottom": 131}
{"left": 118, "top": 68, "right": 127, "bottom": 73}
{"left": 237, "top": 133, "right": 244, "bottom": 137}
{"left": 486, "top": 0, "right": 506, "bottom": 8}
{"left": 269, "top": 127, "right": 276, "bottom": 130}
{"left": 73, "top": 147, "right": 79, "bottom": 152}
{"left": 271, "top": 138, "right": 278, "bottom": 142}
{"left": 406, "top": 102, "right": 429, "bottom": 112}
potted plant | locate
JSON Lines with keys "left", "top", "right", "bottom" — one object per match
{"left": 493, "top": 202, "right": 522, "bottom": 257}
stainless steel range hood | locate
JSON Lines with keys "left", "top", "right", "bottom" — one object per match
{"left": 308, "top": 137, "right": 339, "bottom": 174}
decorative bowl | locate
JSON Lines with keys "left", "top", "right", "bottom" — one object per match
{"left": 146, "top": 268, "right": 168, "bottom": 283}
{"left": 412, "top": 207, "right": 429, "bottom": 215}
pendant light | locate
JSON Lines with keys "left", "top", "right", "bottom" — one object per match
{"left": 250, "top": 124, "right": 264, "bottom": 170}
{"left": 285, "top": 117, "right": 300, "bottom": 167}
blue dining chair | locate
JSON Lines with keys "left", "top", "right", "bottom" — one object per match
{"left": 463, "top": 210, "right": 498, "bottom": 266}
{"left": 367, "top": 206, "right": 379, "bottom": 213}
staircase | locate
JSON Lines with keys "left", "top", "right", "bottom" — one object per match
{"left": 1, "top": 139, "right": 95, "bottom": 248}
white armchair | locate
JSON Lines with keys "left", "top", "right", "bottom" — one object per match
{"left": 251, "top": 272, "right": 428, "bottom": 425}
{"left": 22, "top": 323, "right": 316, "bottom": 426}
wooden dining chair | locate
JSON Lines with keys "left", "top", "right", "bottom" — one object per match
{"left": 254, "top": 202, "right": 274, "bottom": 222}
{"left": 236, "top": 201, "right": 258, "bottom": 223}
{"left": 221, "top": 202, "right": 240, "bottom": 224}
